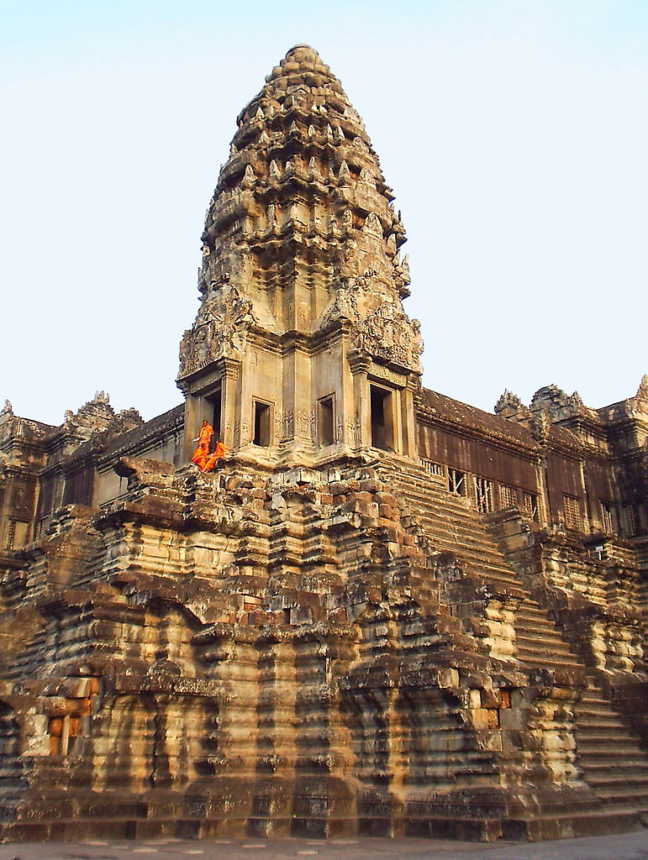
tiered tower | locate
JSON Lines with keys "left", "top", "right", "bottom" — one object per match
{"left": 178, "top": 45, "right": 422, "bottom": 465}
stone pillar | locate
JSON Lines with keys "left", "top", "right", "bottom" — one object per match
{"left": 534, "top": 455, "right": 550, "bottom": 528}
{"left": 220, "top": 358, "right": 242, "bottom": 452}
{"left": 181, "top": 391, "right": 204, "bottom": 462}
{"left": 389, "top": 385, "right": 402, "bottom": 454}
{"left": 349, "top": 351, "right": 371, "bottom": 449}
{"left": 578, "top": 457, "right": 592, "bottom": 534}
{"left": 401, "top": 377, "right": 419, "bottom": 458}
{"left": 282, "top": 345, "right": 312, "bottom": 451}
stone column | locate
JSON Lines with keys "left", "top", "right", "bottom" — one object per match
{"left": 578, "top": 456, "right": 592, "bottom": 534}
{"left": 181, "top": 389, "right": 204, "bottom": 462}
{"left": 282, "top": 344, "right": 312, "bottom": 449}
{"left": 400, "top": 376, "right": 420, "bottom": 458}
{"left": 220, "top": 357, "right": 242, "bottom": 452}
{"left": 534, "top": 453, "right": 550, "bottom": 528}
{"left": 348, "top": 350, "right": 371, "bottom": 449}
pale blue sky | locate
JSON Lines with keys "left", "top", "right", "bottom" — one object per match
{"left": 1, "top": 1, "right": 646, "bottom": 424}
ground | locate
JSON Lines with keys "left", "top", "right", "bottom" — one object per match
{"left": 1, "top": 832, "right": 648, "bottom": 860}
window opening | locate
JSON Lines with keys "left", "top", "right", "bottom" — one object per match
{"left": 563, "top": 495, "right": 582, "bottom": 531}
{"left": 208, "top": 388, "right": 222, "bottom": 438}
{"left": 621, "top": 504, "right": 638, "bottom": 537}
{"left": 318, "top": 396, "right": 335, "bottom": 447}
{"left": 448, "top": 468, "right": 465, "bottom": 496}
{"left": 370, "top": 385, "right": 392, "bottom": 450}
{"left": 253, "top": 401, "right": 271, "bottom": 447}
{"left": 475, "top": 476, "right": 494, "bottom": 513}
{"left": 600, "top": 500, "right": 614, "bottom": 533}
{"left": 422, "top": 459, "right": 443, "bottom": 476}
{"left": 522, "top": 492, "right": 539, "bottom": 522}
{"left": 500, "top": 485, "right": 518, "bottom": 509}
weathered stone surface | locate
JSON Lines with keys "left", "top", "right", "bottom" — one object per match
{"left": 0, "top": 45, "right": 646, "bottom": 845}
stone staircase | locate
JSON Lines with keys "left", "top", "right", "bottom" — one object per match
{"left": 576, "top": 684, "right": 648, "bottom": 811}
{"left": 381, "top": 457, "right": 648, "bottom": 821}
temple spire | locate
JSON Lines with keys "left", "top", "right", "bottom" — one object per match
{"left": 178, "top": 46, "right": 422, "bottom": 465}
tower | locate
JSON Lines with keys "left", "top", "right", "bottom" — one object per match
{"left": 177, "top": 45, "right": 421, "bottom": 466}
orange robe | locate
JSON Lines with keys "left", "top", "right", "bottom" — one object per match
{"left": 191, "top": 422, "right": 225, "bottom": 472}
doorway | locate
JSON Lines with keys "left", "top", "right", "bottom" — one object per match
{"left": 370, "top": 385, "right": 393, "bottom": 450}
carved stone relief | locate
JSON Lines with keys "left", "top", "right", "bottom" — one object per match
{"left": 319, "top": 269, "right": 423, "bottom": 372}
{"left": 354, "top": 303, "right": 423, "bottom": 372}
{"left": 179, "top": 284, "right": 257, "bottom": 379}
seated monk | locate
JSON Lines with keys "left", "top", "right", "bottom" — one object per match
{"left": 191, "top": 420, "right": 226, "bottom": 473}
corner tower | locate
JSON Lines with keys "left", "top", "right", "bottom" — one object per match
{"left": 177, "top": 45, "right": 422, "bottom": 466}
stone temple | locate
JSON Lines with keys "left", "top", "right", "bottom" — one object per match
{"left": 1, "top": 45, "right": 647, "bottom": 843}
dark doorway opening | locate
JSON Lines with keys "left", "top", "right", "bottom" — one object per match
{"left": 253, "top": 401, "right": 271, "bottom": 447}
{"left": 370, "top": 385, "right": 392, "bottom": 450}
{"left": 207, "top": 388, "right": 222, "bottom": 439}
{"left": 319, "top": 396, "right": 335, "bottom": 447}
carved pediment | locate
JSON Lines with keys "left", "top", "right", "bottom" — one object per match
{"left": 317, "top": 270, "right": 422, "bottom": 372}
{"left": 354, "top": 303, "right": 423, "bottom": 372}
{"left": 178, "top": 284, "right": 257, "bottom": 379}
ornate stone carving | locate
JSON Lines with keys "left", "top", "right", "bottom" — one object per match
{"left": 530, "top": 385, "right": 589, "bottom": 421}
{"left": 178, "top": 283, "right": 257, "bottom": 379}
{"left": 637, "top": 374, "right": 648, "bottom": 400}
{"left": 531, "top": 411, "right": 551, "bottom": 444}
{"left": 354, "top": 303, "right": 423, "bottom": 372}
{"left": 319, "top": 277, "right": 367, "bottom": 327}
{"left": 60, "top": 391, "right": 118, "bottom": 439}
{"left": 346, "top": 418, "right": 362, "bottom": 447}
{"left": 318, "top": 269, "right": 422, "bottom": 371}
{"left": 495, "top": 390, "right": 523, "bottom": 415}
{"left": 494, "top": 390, "right": 532, "bottom": 422}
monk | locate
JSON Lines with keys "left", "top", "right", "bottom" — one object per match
{"left": 191, "top": 420, "right": 226, "bottom": 473}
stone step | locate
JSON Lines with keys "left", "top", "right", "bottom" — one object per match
{"left": 583, "top": 765, "right": 648, "bottom": 780}
{"left": 394, "top": 471, "right": 589, "bottom": 677}
{"left": 577, "top": 747, "right": 648, "bottom": 762}
{"left": 592, "top": 784, "right": 648, "bottom": 801}
{"left": 578, "top": 699, "right": 625, "bottom": 726}
{"left": 515, "top": 622, "right": 573, "bottom": 641}
{"left": 397, "top": 483, "right": 508, "bottom": 531}
{"left": 517, "top": 605, "right": 553, "bottom": 619}
{"left": 581, "top": 693, "right": 614, "bottom": 706}
{"left": 515, "top": 638, "right": 576, "bottom": 655}
{"left": 516, "top": 649, "right": 582, "bottom": 668}
{"left": 516, "top": 616, "right": 556, "bottom": 630}
{"left": 576, "top": 720, "right": 628, "bottom": 733}
{"left": 577, "top": 735, "right": 644, "bottom": 748}
{"left": 515, "top": 633, "right": 576, "bottom": 653}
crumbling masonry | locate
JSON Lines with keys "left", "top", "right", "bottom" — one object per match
{"left": 1, "top": 46, "right": 647, "bottom": 842}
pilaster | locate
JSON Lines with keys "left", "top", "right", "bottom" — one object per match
{"left": 349, "top": 350, "right": 372, "bottom": 450}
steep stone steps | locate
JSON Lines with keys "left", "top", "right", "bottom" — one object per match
{"left": 395, "top": 485, "right": 523, "bottom": 563}
{"left": 575, "top": 685, "right": 648, "bottom": 813}
{"left": 514, "top": 603, "right": 583, "bottom": 671}
{"left": 385, "top": 463, "right": 583, "bottom": 670}
{"left": 384, "top": 460, "right": 648, "bottom": 820}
